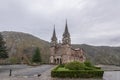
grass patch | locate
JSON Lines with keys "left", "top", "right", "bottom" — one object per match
{"left": 57, "top": 67, "right": 69, "bottom": 71}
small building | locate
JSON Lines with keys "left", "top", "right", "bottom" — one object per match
{"left": 50, "top": 21, "right": 86, "bottom": 64}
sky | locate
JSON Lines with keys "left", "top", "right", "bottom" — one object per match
{"left": 0, "top": 0, "right": 120, "bottom": 46}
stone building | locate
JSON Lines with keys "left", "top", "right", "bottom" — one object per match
{"left": 50, "top": 21, "right": 86, "bottom": 64}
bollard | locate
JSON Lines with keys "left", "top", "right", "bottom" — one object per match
{"left": 9, "top": 69, "right": 12, "bottom": 76}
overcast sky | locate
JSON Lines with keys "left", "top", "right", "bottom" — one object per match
{"left": 0, "top": 0, "right": 120, "bottom": 46}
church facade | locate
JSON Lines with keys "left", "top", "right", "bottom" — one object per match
{"left": 50, "top": 21, "right": 86, "bottom": 64}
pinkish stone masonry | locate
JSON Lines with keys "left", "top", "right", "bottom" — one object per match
{"left": 50, "top": 21, "right": 86, "bottom": 64}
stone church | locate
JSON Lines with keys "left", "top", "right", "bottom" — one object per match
{"left": 50, "top": 21, "right": 86, "bottom": 64}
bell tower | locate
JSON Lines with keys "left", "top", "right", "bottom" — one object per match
{"left": 62, "top": 20, "right": 71, "bottom": 45}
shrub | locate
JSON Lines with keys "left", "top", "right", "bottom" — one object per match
{"left": 84, "top": 61, "right": 101, "bottom": 70}
{"left": 65, "top": 61, "right": 85, "bottom": 70}
{"left": 84, "top": 67, "right": 94, "bottom": 70}
{"left": 84, "top": 61, "right": 93, "bottom": 67}
{"left": 93, "top": 66, "right": 101, "bottom": 69}
{"left": 58, "top": 64, "right": 65, "bottom": 67}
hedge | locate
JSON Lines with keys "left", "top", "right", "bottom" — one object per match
{"left": 51, "top": 70, "right": 104, "bottom": 78}
{"left": 51, "top": 66, "right": 104, "bottom": 78}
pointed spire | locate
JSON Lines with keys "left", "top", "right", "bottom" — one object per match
{"left": 65, "top": 20, "right": 69, "bottom": 34}
{"left": 62, "top": 20, "right": 71, "bottom": 45}
{"left": 63, "top": 20, "right": 70, "bottom": 37}
{"left": 51, "top": 25, "right": 57, "bottom": 41}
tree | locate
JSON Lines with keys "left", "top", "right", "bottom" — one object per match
{"left": 0, "top": 33, "right": 8, "bottom": 59}
{"left": 32, "top": 47, "right": 41, "bottom": 63}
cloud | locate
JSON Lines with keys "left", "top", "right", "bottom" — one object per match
{"left": 0, "top": 0, "right": 120, "bottom": 46}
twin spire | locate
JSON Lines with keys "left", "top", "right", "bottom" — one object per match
{"left": 51, "top": 20, "right": 71, "bottom": 46}
{"left": 63, "top": 20, "right": 70, "bottom": 38}
{"left": 51, "top": 25, "right": 57, "bottom": 42}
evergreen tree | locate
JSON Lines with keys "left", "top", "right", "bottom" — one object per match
{"left": 0, "top": 33, "right": 8, "bottom": 59}
{"left": 32, "top": 47, "right": 41, "bottom": 63}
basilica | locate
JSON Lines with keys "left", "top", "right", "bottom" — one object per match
{"left": 50, "top": 21, "right": 86, "bottom": 64}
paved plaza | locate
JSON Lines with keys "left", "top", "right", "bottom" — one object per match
{"left": 0, "top": 65, "right": 120, "bottom": 80}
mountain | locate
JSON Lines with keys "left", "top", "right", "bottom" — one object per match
{"left": 72, "top": 44, "right": 120, "bottom": 66}
{"left": 1, "top": 31, "right": 120, "bottom": 66}
{"left": 1, "top": 31, "right": 50, "bottom": 64}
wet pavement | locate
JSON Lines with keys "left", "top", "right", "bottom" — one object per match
{"left": 0, "top": 65, "right": 120, "bottom": 80}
